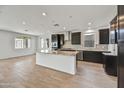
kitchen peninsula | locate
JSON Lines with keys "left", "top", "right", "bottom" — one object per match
{"left": 36, "top": 51, "right": 78, "bottom": 75}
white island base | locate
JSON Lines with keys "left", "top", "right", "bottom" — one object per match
{"left": 36, "top": 52, "right": 77, "bottom": 75}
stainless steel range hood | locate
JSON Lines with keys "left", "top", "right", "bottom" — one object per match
{"left": 65, "top": 31, "right": 71, "bottom": 41}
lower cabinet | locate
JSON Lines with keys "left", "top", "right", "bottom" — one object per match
{"left": 83, "top": 51, "right": 103, "bottom": 64}
{"left": 77, "top": 51, "right": 83, "bottom": 61}
{"left": 103, "top": 54, "right": 117, "bottom": 76}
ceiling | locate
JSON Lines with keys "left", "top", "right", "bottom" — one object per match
{"left": 0, "top": 5, "right": 117, "bottom": 35}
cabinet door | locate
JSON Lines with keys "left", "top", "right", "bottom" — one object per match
{"left": 51, "top": 34, "right": 60, "bottom": 49}
{"left": 60, "top": 34, "right": 64, "bottom": 46}
{"left": 71, "top": 32, "right": 81, "bottom": 45}
{"left": 110, "top": 16, "right": 118, "bottom": 44}
{"left": 99, "top": 29, "right": 109, "bottom": 44}
{"left": 118, "top": 6, "right": 124, "bottom": 40}
{"left": 103, "top": 55, "right": 117, "bottom": 76}
{"left": 52, "top": 34, "right": 57, "bottom": 42}
{"left": 83, "top": 51, "right": 103, "bottom": 63}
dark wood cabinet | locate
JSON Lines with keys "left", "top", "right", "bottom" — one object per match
{"left": 110, "top": 16, "right": 118, "bottom": 44}
{"left": 118, "top": 5, "right": 124, "bottom": 88}
{"left": 51, "top": 34, "right": 64, "bottom": 49}
{"left": 118, "top": 6, "right": 124, "bottom": 40}
{"left": 103, "top": 54, "right": 117, "bottom": 76}
{"left": 59, "top": 34, "right": 64, "bottom": 46}
{"left": 51, "top": 34, "right": 60, "bottom": 49}
{"left": 83, "top": 51, "right": 103, "bottom": 64}
{"left": 99, "top": 29, "right": 109, "bottom": 44}
{"left": 52, "top": 34, "right": 58, "bottom": 42}
{"left": 71, "top": 32, "right": 81, "bottom": 45}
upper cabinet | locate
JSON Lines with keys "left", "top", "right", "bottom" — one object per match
{"left": 51, "top": 34, "right": 58, "bottom": 42}
{"left": 110, "top": 16, "right": 118, "bottom": 44}
{"left": 59, "top": 34, "right": 64, "bottom": 46}
{"left": 51, "top": 34, "right": 64, "bottom": 49}
{"left": 71, "top": 32, "right": 81, "bottom": 45}
{"left": 99, "top": 29, "right": 109, "bottom": 44}
{"left": 51, "top": 34, "right": 60, "bottom": 49}
{"left": 118, "top": 5, "right": 124, "bottom": 41}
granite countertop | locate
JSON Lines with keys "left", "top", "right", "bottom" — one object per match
{"left": 102, "top": 52, "right": 117, "bottom": 56}
{"left": 78, "top": 49, "right": 110, "bottom": 52}
{"left": 39, "top": 51, "right": 78, "bottom": 56}
{"left": 60, "top": 48, "right": 110, "bottom": 52}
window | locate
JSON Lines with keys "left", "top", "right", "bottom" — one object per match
{"left": 84, "top": 34, "right": 95, "bottom": 47}
{"left": 15, "top": 36, "right": 31, "bottom": 49}
{"left": 15, "top": 38, "right": 24, "bottom": 49}
{"left": 26, "top": 39, "right": 31, "bottom": 48}
{"left": 40, "top": 38, "right": 44, "bottom": 48}
{"left": 40, "top": 38, "right": 49, "bottom": 53}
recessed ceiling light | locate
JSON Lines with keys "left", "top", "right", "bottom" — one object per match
{"left": 63, "top": 27, "right": 66, "bottom": 30}
{"left": 88, "top": 22, "right": 92, "bottom": 26}
{"left": 84, "top": 33, "right": 94, "bottom": 35}
{"left": 22, "top": 21, "right": 26, "bottom": 25}
{"left": 86, "top": 29, "right": 94, "bottom": 33}
{"left": 42, "top": 12, "right": 47, "bottom": 16}
{"left": 88, "top": 22, "right": 92, "bottom": 30}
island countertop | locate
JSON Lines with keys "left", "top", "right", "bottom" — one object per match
{"left": 39, "top": 51, "right": 79, "bottom": 56}
{"left": 59, "top": 48, "right": 110, "bottom": 52}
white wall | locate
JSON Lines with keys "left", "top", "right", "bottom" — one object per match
{"left": 0, "top": 30, "right": 37, "bottom": 59}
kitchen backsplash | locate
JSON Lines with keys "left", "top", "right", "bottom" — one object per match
{"left": 62, "top": 40, "right": 108, "bottom": 51}
{"left": 62, "top": 40, "right": 83, "bottom": 49}
{"left": 95, "top": 44, "right": 108, "bottom": 51}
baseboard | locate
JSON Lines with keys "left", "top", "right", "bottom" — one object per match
{"left": 0, "top": 53, "right": 36, "bottom": 60}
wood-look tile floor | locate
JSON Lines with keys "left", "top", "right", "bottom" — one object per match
{"left": 0, "top": 55, "right": 117, "bottom": 88}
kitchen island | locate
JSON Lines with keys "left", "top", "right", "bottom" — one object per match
{"left": 36, "top": 51, "right": 78, "bottom": 75}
